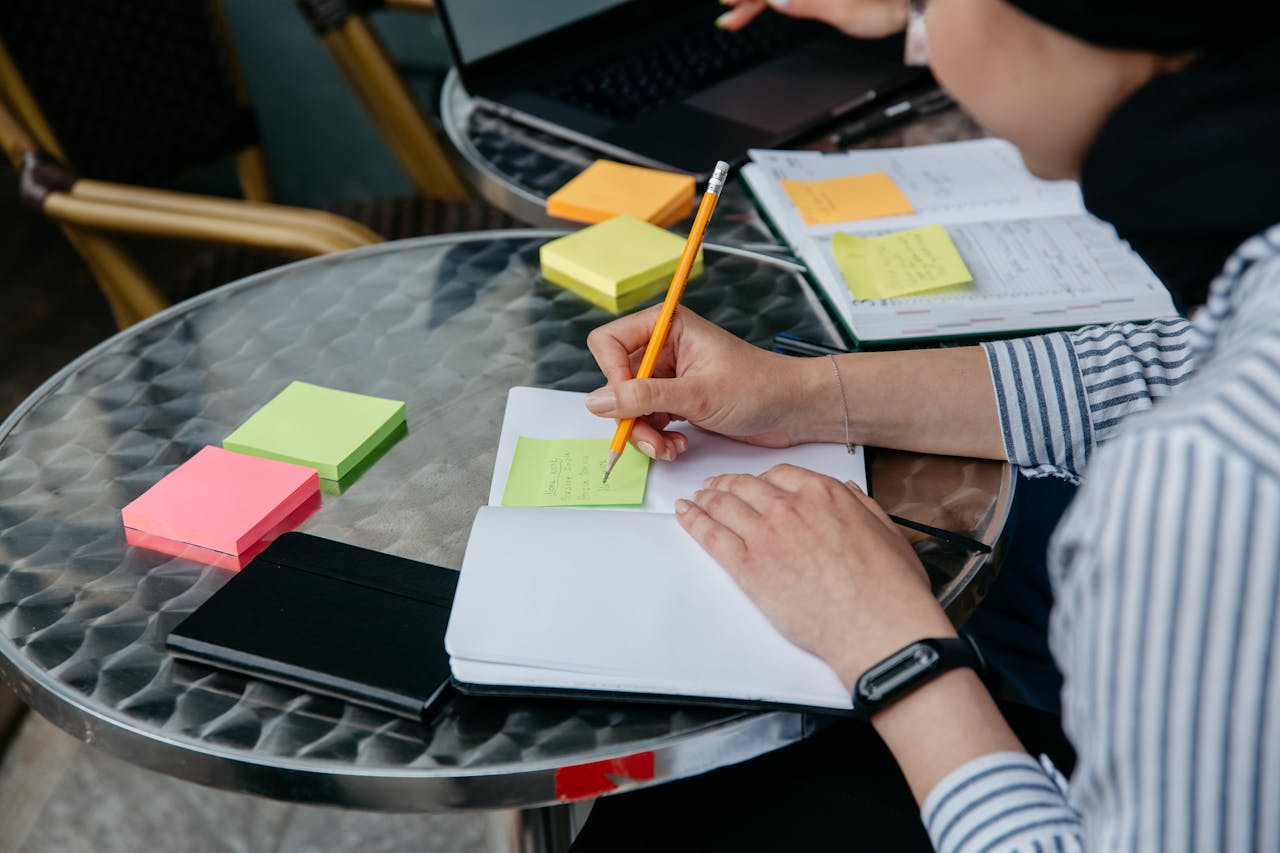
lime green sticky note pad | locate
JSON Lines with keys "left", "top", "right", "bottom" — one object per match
{"left": 540, "top": 215, "right": 703, "bottom": 313}
{"left": 834, "top": 224, "right": 974, "bottom": 301}
{"left": 501, "top": 438, "right": 650, "bottom": 507}
{"left": 224, "top": 381, "right": 406, "bottom": 481}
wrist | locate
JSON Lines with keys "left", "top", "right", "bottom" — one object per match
{"left": 825, "top": 603, "right": 957, "bottom": 692}
{"left": 869, "top": 667, "right": 1023, "bottom": 804}
{"left": 784, "top": 353, "right": 861, "bottom": 446}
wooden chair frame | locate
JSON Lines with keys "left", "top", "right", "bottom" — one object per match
{"left": 297, "top": 0, "right": 469, "bottom": 201}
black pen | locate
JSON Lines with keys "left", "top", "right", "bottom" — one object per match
{"left": 889, "top": 514, "right": 992, "bottom": 554}
{"left": 826, "top": 88, "right": 955, "bottom": 149}
{"left": 772, "top": 333, "right": 852, "bottom": 357}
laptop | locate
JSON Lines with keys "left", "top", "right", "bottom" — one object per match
{"left": 435, "top": 0, "right": 924, "bottom": 177}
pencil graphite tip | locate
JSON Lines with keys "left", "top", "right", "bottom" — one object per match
{"left": 602, "top": 450, "right": 621, "bottom": 484}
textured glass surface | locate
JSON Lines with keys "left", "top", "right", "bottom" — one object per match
{"left": 0, "top": 232, "right": 1005, "bottom": 808}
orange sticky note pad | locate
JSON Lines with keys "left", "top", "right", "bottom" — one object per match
{"left": 121, "top": 446, "right": 319, "bottom": 560}
{"left": 547, "top": 159, "right": 696, "bottom": 227}
{"left": 780, "top": 172, "right": 915, "bottom": 226}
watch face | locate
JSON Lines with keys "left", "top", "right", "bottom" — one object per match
{"left": 857, "top": 641, "right": 940, "bottom": 703}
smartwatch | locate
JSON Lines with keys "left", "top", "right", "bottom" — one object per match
{"left": 849, "top": 636, "right": 984, "bottom": 720}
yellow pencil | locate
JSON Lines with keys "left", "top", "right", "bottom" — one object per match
{"left": 603, "top": 160, "right": 730, "bottom": 483}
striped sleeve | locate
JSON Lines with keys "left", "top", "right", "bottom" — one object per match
{"left": 922, "top": 752, "right": 1083, "bottom": 853}
{"left": 1048, "top": 426, "right": 1280, "bottom": 852}
{"left": 983, "top": 318, "right": 1195, "bottom": 480}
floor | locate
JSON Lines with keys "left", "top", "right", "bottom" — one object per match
{"left": 0, "top": 171, "right": 492, "bottom": 852}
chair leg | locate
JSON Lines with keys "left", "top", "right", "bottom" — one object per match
{"left": 235, "top": 146, "right": 274, "bottom": 204}
{"left": 321, "top": 18, "right": 471, "bottom": 201}
{"left": 60, "top": 226, "right": 169, "bottom": 329}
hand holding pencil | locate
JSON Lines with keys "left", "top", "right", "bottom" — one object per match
{"left": 602, "top": 160, "right": 730, "bottom": 483}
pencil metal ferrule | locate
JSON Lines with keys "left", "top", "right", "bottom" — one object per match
{"left": 707, "top": 161, "right": 730, "bottom": 197}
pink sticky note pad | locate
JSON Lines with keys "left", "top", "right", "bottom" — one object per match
{"left": 124, "top": 492, "right": 321, "bottom": 570}
{"left": 122, "top": 446, "right": 320, "bottom": 557}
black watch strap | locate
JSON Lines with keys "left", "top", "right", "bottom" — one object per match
{"left": 849, "top": 636, "right": 984, "bottom": 720}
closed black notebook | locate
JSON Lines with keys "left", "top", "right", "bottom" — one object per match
{"left": 167, "top": 532, "right": 457, "bottom": 722}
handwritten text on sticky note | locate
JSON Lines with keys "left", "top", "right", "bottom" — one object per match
{"left": 781, "top": 172, "right": 915, "bottom": 226}
{"left": 502, "top": 438, "right": 650, "bottom": 507}
{"left": 834, "top": 224, "right": 974, "bottom": 301}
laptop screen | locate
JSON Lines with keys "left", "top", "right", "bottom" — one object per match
{"left": 447, "top": 0, "right": 630, "bottom": 65}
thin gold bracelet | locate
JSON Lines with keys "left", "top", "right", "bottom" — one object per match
{"left": 828, "top": 354, "right": 856, "bottom": 455}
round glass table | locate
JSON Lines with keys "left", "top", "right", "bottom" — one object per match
{"left": 0, "top": 231, "right": 1012, "bottom": 851}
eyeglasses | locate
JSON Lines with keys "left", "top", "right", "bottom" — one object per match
{"left": 905, "top": 0, "right": 930, "bottom": 67}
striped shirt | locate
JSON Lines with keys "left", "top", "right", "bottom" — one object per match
{"left": 922, "top": 223, "right": 1280, "bottom": 852}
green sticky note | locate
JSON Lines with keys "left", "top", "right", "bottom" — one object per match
{"left": 834, "top": 224, "right": 974, "bottom": 301}
{"left": 539, "top": 215, "right": 703, "bottom": 313}
{"left": 224, "top": 381, "right": 406, "bottom": 481}
{"left": 502, "top": 438, "right": 651, "bottom": 507}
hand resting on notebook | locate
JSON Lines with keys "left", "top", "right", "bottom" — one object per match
{"left": 673, "top": 464, "right": 952, "bottom": 690}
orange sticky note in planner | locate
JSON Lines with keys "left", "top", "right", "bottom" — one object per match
{"left": 122, "top": 446, "right": 319, "bottom": 560}
{"left": 780, "top": 172, "right": 915, "bottom": 226}
{"left": 547, "top": 159, "right": 696, "bottom": 227}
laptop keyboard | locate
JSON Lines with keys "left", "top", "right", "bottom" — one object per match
{"left": 537, "top": 15, "right": 815, "bottom": 122}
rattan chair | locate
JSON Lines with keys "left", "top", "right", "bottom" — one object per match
{"left": 0, "top": 0, "right": 385, "bottom": 328}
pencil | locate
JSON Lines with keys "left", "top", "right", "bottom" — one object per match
{"left": 603, "top": 159, "right": 730, "bottom": 483}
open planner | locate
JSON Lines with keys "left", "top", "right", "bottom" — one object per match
{"left": 740, "top": 139, "right": 1178, "bottom": 345}
{"left": 444, "top": 386, "right": 866, "bottom": 713}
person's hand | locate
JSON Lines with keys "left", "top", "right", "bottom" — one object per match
{"left": 585, "top": 307, "right": 827, "bottom": 460}
{"left": 716, "top": 0, "right": 910, "bottom": 40}
{"left": 675, "top": 464, "right": 955, "bottom": 689}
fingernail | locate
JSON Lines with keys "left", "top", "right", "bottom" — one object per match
{"left": 767, "top": 0, "right": 790, "bottom": 7}
{"left": 714, "top": 11, "right": 731, "bottom": 27}
{"left": 675, "top": 499, "right": 691, "bottom": 515}
{"left": 584, "top": 389, "right": 615, "bottom": 414}
{"left": 674, "top": 433, "right": 689, "bottom": 453}
{"left": 637, "top": 441, "right": 657, "bottom": 459}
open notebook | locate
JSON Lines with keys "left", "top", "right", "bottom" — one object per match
{"left": 740, "top": 139, "right": 1177, "bottom": 345}
{"left": 445, "top": 386, "right": 866, "bottom": 713}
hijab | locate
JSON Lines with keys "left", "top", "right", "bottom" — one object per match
{"left": 1004, "top": 1, "right": 1280, "bottom": 309}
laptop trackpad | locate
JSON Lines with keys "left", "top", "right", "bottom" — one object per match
{"left": 686, "top": 40, "right": 900, "bottom": 134}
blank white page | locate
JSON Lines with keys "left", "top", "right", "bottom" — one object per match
{"left": 446, "top": 506, "right": 852, "bottom": 710}
{"left": 489, "top": 387, "right": 866, "bottom": 511}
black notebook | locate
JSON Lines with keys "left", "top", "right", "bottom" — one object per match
{"left": 167, "top": 532, "right": 457, "bottom": 722}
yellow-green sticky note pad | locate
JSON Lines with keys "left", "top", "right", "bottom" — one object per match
{"left": 501, "top": 438, "right": 650, "bottom": 507}
{"left": 834, "top": 224, "right": 974, "bottom": 301}
{"left": 224, "top": 381, "right": 406, "bottom": 481}
{"left": 540, "top": 215, "right": 703, "bottom": 313}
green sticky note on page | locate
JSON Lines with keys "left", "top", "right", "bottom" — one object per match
{"left": 834, "top": 224, "right": 974, "bottom": 301}
{"left": 502, "top": 438, "right": 650, "bottom": 507}
{"left": 224, "top": 381, "right": 406, "bottom": 481}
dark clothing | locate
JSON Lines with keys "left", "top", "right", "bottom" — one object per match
{"left": 571, "top": 702, "right": 1073, "bottom": 853}
{"left": 962, "top": 477, "right": 1074, "bottom": 713}
{"left": 1082, "top": 33, "right": 1280, "bottom": 310}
